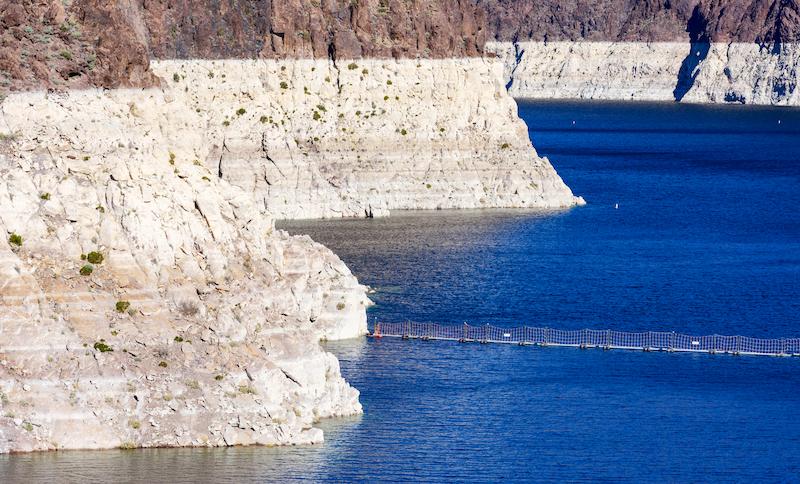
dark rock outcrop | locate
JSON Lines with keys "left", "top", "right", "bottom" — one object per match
{"left": 484, "top": 0, "right": 800, "bottom": 44}
{"left": 142, "top": 0, "right": 486, "bottom": 60}
{"left": 0, "top": 0, "right": 158, "bottom": 95}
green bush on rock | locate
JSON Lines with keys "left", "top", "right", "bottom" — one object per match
{"left": 93, "top": 341, "right": 113, "bottom": 353}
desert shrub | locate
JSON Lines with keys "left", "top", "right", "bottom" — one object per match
{"left": 214, "top": 374, "right": 224, "bottom": 381}
{"left": 158, "top": 361, "right": 168, "bottom": 368}
{"left": 172, "top": 73, "right": 180, "bottom": 82}
{"left": 400, "top": 129, "right": 408, "bottom": 136}
{"left": 238, "top": 384, "right": 257, "bottom": 394}
{"left": 236, "top": 108, "right": 246, "bottom": 116}
{"left": 79, "top": 265, "right": 93, "bottom": 276}
{"left": 93, "top": 341, "right": 113, "bottom": 352}
{"left": 347, "top": 62, "right": 358, "bottom": 70}
{"left": 174, "top": 336, "right": 184, "bottom": 343}
{"left": 40, "top": 193, "right": 50, "bottom": 200}
{"left": 336, "top": 302, "right": 346, "bottom": 311}
{"left": 8, "top": 233, "right": 22, "bottom": 247}
{"left": 500, "top": 143, "right": 510, "bottom": 149}
{"left": 86, "top": 251, "right": 104, "bottom": 264}
{"left": 280, "top": 81, "right": 288, "bottom": 89}
{"left": 115, "top": 301, "right": 130, "bottom": 313}
{"left": 129, "top": 419, "right": 141, "bottom": 429}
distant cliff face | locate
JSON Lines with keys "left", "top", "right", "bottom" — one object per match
{"left": 484, "top": 1, "right": 800, "bottom": 106}
{"left": 484, "top": 0, "right": 800, "bottom": 44}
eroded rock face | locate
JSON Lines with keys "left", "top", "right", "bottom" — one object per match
{"left": 142, "top": 0, "right": 487, "bottom": 60}
{"left": 149, "top": 58, "right": 581, "bottom": 219}
{"left": 0, "top": 84, "right": 369, "bottom": 452}
{"left": 0, "top": 0, "right": 487, "bottom": 97}
{"left": 0, "top": 0, "right": 158, "bottom": 96}
{"left": 0, "top": 57, "right": 579, "bottom": 452}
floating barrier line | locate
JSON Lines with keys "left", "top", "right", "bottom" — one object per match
{"left": 368, "top": 322, "right": 800, "bottom": 357}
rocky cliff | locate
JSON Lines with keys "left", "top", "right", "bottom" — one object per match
{"left": 0, "top": 1, "right": 583, "bottom": 453}
{"left": 489, "top": 41, "right": 800, "bottom": 105}
{"left": 484, "top": 0, "right": 800, "bottom": 43}
{"left": 485, "top": 0, "right": 800, "bottom": 105}
{"left": 0, "top": 0, "right": 487, "bottom": 97}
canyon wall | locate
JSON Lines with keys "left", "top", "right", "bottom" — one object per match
{"left": 485, "top": 0, "right": 800, "bottom": 105}
{"left": 489, "top": 41, "right": 800, "bottom": 105}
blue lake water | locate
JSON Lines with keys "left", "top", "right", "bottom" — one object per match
{"left": 4, "top": 101, "right": 800, "bottom": 482}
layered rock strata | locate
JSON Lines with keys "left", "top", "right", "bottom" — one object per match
{"left": 489, "top": 41, "right": 800, "bottom": 105}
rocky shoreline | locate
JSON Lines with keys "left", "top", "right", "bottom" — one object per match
{"left": 0, "top": 56, "right": 581, "bottom": 452}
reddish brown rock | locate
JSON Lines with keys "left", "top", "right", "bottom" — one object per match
{"left": 484, "top": 0, "right": 800, "bottom": 44}
{"left": 139, "top": 0, "right": 486, "bottom": 60}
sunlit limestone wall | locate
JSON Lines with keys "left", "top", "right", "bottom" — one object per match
{"left": 489, "top": 41, "right": 800, "bottom": 105}
{"left": 148, "top": 58, "right": 582, "bottom": 220}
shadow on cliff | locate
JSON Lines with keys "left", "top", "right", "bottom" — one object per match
{"left": 673, "top": 6, "right": 711, "bottom": 102}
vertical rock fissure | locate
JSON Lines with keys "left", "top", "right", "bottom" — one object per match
{"left": 506, "top": 34, "right": 525, "bottom": 91}
{"left": 673, "top": 5, "right": 711, "bottom": 102}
